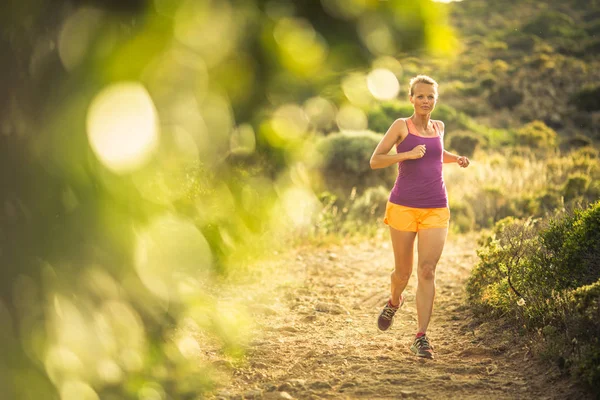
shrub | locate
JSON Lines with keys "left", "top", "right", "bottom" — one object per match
{"left": 522, "top": 10, "right": 584, "bottom": 40}
{"left": 316, "top": 130, "right": 396, "bottom": 194}
{"left": 514, "top": 120, "right": 558, "bottom": 150}
{"left": 572, "top": 85, "right": 600, "bottom": 112}
{"left": 447, "top": 131, "right": 482, "bottom": 158}
{"left": 488, "top": 85, "right": 523, "bottom": 110}
{"left": 346, "top": 185, "right": 389, "bottom": 223}
{"left": 536, "top": 190, "right": 564, "bottom": 214}
{"left": 449, "top": 200, "right": 475, "bottom": 233}
{"left": 367, "top": 101, "right": 413, "bottom": 133}
{"left": 467, "top": 202, "right": 600, "bottom": 389}
{"left": 564, "top": 134, "right": 593, "bottom": 150}
{"left": 538, "top": 201, "right": 600, "bottom": 289}
{"left": 563, "top": 173, "right": 591, "bottom": 202}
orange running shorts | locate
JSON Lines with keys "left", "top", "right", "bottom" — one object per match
{"left": 383, "top": 202, "right": 450, "bottom": 232}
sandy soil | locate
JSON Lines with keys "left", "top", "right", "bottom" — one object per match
{"left": 205, "top": 233, "right": 591, "bottom": 400}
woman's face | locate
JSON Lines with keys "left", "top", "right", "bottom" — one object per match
{"left": 410, "top": 83, "right": 437, "bottom": 115}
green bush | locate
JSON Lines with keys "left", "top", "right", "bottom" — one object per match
{"left": 367, "top": 101, "right": 414, "bottom": 133}
{"left": 346, "top": 185, "right": 389, "bottom": 223}
{"left": 522, "top": 10, "right": 585, "bottom": 41}
{"left": 488, "top": 85, "right": 523, "bottom": 110}
{"left": 563, "top": 173, "right": 591, "bottom": 202}
{"left": 538, "top": 202, "right": 600, "bottom": 289}
{"left": 313, "top": 186, "right": 390, "bottom": 236}
{"left": 447, "top": 131, "right": 482, "bottom": 158}
{"left": 467, "top": 202, "right": 600, "bottom": 389}
{"left": 514, "top": 120, "right": 558, "bottom": 150}
{"left": 449, "top": 200, "right": 475, "bottom": 233}
{"left": 572, "top": 85, "right": 600, "bottom": 112}
{"left": 316, "top": 130, "right": 396, "bottom": 194}
{"left": 564, "top": 134, "right": 594, "bottom": 150}
{"left": 536, "top": 189, "right": 564, "bottom": 214}
{"left": 503, "top": 32, "right": 539, "bottom": 53}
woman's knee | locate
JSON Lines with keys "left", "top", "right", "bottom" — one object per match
{"left": 417, "top": 262, "right": 436, "bottom": 281}
{"left": 391, "top": 269, "right": 411, "bottom": 283}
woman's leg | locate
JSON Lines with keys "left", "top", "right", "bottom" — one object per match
{"left": 389, "top": 227, "right": 417, "bottom": 306}
{"left": 415, "top": 227, "right": 447, "bottom": 334}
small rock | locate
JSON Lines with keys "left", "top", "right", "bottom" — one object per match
{"left": 277, "top": 383, "right": 294, "bottom": 392}
{"left": 399, "top": 390, "right": 418, "bottom": 398}
{"left": 264, "top": 392, "right": 294, "bottom": 400}
{"left": 301, "top": 314, "right": 317, "bottom": 323}
{"left": 243, "top": 389, "right": 263, "bottom": 399}
{"left": 277, "top": 326, "right": 299, "bottom": 333}
{"left": 309, "top": 381, "right": 332, "bottom": 390}
{"left": 328, "top": 253, "right": 338, "bottom": 260}
{"left": 252, "top": 361, "right": 269, "bottom": 369}
{"left": 315, "top": 302, "right": 349, "bottom": 315}
{"left": 215, "top": 390, "right": 233, "bottom": 399}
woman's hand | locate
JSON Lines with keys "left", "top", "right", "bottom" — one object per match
{"left": 409, "top": 145, "right": 426, "bottom": 159}
{"left": 457, "top": 156, "right": 470, "bottom": 168}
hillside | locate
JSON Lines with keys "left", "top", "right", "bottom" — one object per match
{"left": 423, "top": 0, "right": 600, "bottom": 144}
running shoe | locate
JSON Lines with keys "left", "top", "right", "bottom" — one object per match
{"left": 377, "top": 295, "right": 404, "bottom": 331}
{"left": 410, "top": 334, "right": 434, "bottom": 359}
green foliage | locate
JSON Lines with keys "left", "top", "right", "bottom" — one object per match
{"left": 447, "top": 131, "right": 482, "bottom": 158}
{"left": 312, "top": 186, "right": 389, "bottom": 237}
{"left": 564, "top": 134, "right": 593, "bottom": 150}
{"left": 2, "top": 0, "right": 454, "bottom": 397}
{"left": 346, "top": 186, "right": 390, "bottom": 224}
{"left": 487, "top": 85, "right": 524, "bottom": 110}
{"left": 572, "top": 85, "right": 600, "bottom": 112}
{"left": 467, "top": 202, "right": 600, "bottom": 389}
{"left": 367, "top": 101, "right": 414, "bottom": 133}
{"left": 563, "top": 173, "right": 591, "bottom": 202}
{"left": 316, "top": 131, "right": 395, "bottom": 194}
{"left": 448, "top": 200, "right": 475, "bottom": 233}
{"left": 514, "top": 120, "right": 558, "bottom": 150}
{"left": 522, "top": 10, "right": 584, "bottom": 40}
{"left": 539, "top": 202, "right": 600, "bottom": 289}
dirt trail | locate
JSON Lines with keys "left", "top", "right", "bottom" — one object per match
{"left": 207, "top": 234, "right": 589, "bottom": 400}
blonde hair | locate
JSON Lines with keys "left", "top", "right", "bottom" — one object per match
{"left": 408, "top": 75, "right": 438, "bottom": 97}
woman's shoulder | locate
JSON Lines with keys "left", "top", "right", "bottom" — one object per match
{"left": 432, "top": 119, "right": 445, "bottom": 133}
{"left": 390, "top": 118, "right": 410, "bottom": 132}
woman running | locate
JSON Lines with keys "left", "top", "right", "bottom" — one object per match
{"left": 369, "top": 75, "right": 470, "bottom": 359}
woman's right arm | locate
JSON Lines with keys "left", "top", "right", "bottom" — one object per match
{"left": 370, "top": 119, "right": 425, "bottom": 169}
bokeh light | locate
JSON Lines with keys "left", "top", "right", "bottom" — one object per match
{"left": 280, "top": 187, "right": 320, "bottom": 228}
{"left": 58, "top": 8, "right": 104, "bottom": 71}
{"left": 230, "top": 124, "right": 256, "bottom": 155}
{"left": 336, "top": 104, "right": 368, "bottom": 131}
{"left": 304, "top": 97, "right": 336, "bottom": 133}
{"left": 174, "top": 0, "right": 235, "bottom": 67}
{"left": 59, "top": 380, "right": 99, "bottom": 400}
{"left": 367, "top": 68, "right": 400, "bottom": 100}
{"left": 372, "top": 56, "right": 403, "bottom": 78}
{"left": 341, "top": 73, "right": 372, "bottom": 107}
{"left": 321, "top": 0, "right": 369, "bottom": 20}
{"left": 134, "top": 215, "right": 213, "bottom": 303}
{"left": 271, "top": 104, "right": 310, "bottom": 142}
{"left": 87, "top": 82, "right": 159, "bottom": 174}
{"left": 273, "top": 17, "right": 328, "bottom": 75}
{"left": 357, "top": 14, "right": 396, "bottom": 55}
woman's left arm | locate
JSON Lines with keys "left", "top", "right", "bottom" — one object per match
{"left": 436, "top": 121, "right": 470, "bottom": 168}
{"left": 443, "top": 150, "right": 470, "bottom": 167}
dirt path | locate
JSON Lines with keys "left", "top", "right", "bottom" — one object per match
{"left": 206, "top": 234, "right": 589, "bottom": 400}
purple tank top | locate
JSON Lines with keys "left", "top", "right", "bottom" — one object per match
{"left": 389, "top": 119, "right": 448, "bottom": 208}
